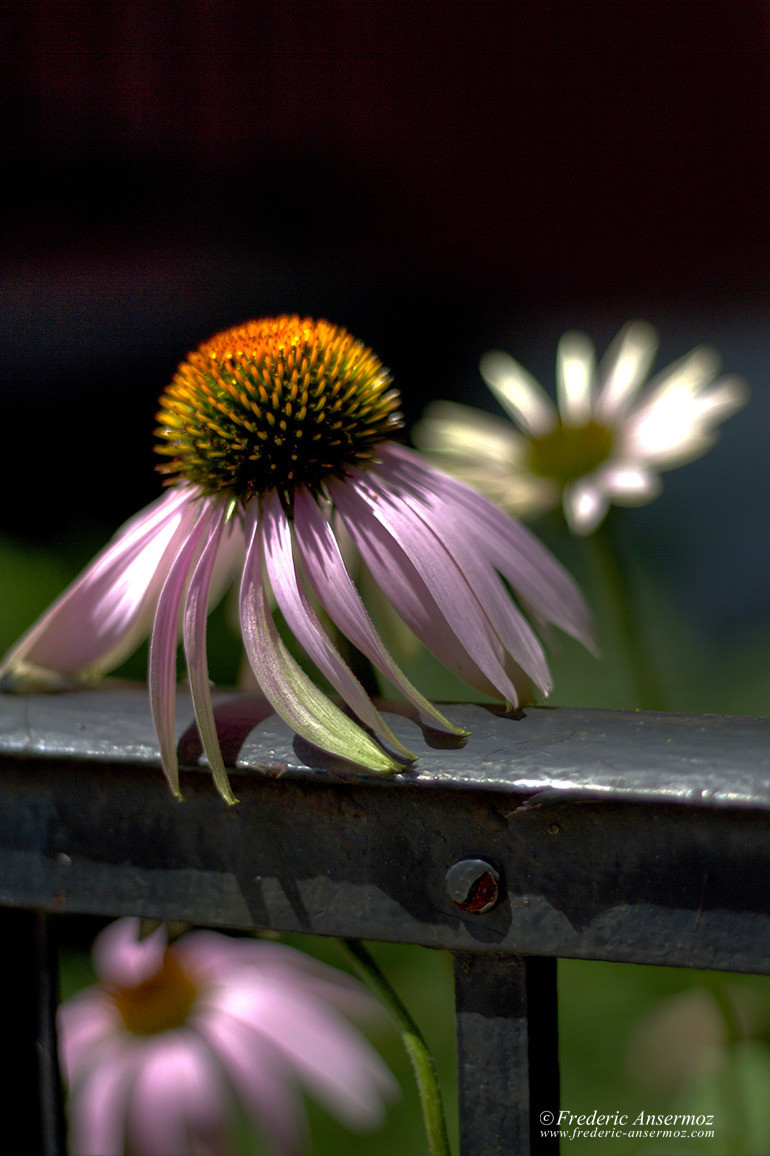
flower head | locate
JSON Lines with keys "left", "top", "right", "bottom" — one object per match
{"left": 0, "top": 316, "right": 593, "bottom": 801}
{"left": 154, "top": 318, "right": 403, "bottom": 503}
{"left": 59, "top": 919, "right": 396, "bottom": 1156}
{"left": 414, "top": 321, "right": 748, "bottom": 535}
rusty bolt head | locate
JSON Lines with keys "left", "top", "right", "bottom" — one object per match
{"left": 445, "top": 858, "right": 501, "bottom": 914}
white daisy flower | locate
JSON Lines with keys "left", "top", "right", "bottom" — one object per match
{"left": 414, "top": 322, "right": 748, "bottom": 535}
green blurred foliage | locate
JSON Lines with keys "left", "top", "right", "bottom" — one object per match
{"left": 0, "top": 537, "right": 75, "bottom": 657}
{"left": 559, "top": 959, "right": 770, "bottom": 1156}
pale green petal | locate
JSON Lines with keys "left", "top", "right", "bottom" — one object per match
{"left": 239, "top": 511, "right": 403, "bottom": 774}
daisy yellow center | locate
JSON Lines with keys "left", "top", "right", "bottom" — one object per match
{"left": 527, "top": 419, "right": 614, "bottom": 487}
{"left": 109, "top": 949, "right": 198, "bottom": 1036}
{"left": 155, "top": 316, "right": 404, "bottom": 502}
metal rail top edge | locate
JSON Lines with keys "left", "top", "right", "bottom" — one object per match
{"left": 1, "top": 684, "right": 769, "bottom": 811}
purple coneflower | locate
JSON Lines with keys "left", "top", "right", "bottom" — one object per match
{"left": 59, "top": 918, "right": 396, "bottom": 1156}
{"left": 414, "top": 321, "right": 748, "bottom": 535}
{"left": 0, "top": 316, "right": 593, "bottom": 802}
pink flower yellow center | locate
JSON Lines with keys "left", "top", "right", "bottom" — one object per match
{"left": 527, "top": 419, "right": 614, "bottom": 487}
{"left": 109, "top": 949, "right": 199, "bottom": 1036}
{"left": 155, "top": 316, "right": 404, "bottom": 503}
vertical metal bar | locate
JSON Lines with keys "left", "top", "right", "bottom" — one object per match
{"left": 2, "top": 910, "right": 66, "bottom": 1156}
{"left": 526, "top": 957, "right": 559, "bottom": 1156}
{"left": 453, "top": 953, "right": 559, "bottom": 1156}
{"left": 37, "top": 912, "right": 67, "bottom": 1156}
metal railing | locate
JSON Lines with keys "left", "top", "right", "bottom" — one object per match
{"left": 2, "top": 685, "right": 770, "bottom": 1155}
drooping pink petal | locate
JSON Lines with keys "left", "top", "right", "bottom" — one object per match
{"left": 331, "top": 483, "right": 502, "bottom": 699}
{"left": 125, "top": 1032, "right": 228, "bottom": 1156}
{"left": 261, "top": 490, "right": 412, "bottom": 759}
{"left": 182, "top": 505, "right": 239, "bottom": 805}
{"left": 149, "top": 504, "right": 217, "bottom": 800}
{"left": 205, "top": 515, "right": 246, "bottom": 612}
{"left": 178, "top": 932, "right": 380, "bottom": 1019}
{"left": 331, "top": 473, "right": 525, "bottom": 704}
{"left": 57, "top": 992, "right": 117, "bottom": 1081}
{"left": 369, "top": 455, "right": 553, "bottom": 694}
{"left": 0, "top": 486, "right": 198, "bottom": 685}
{"left": 382, "top": 444, "right": 595, "bottom": 650}
{"left": 92, "top": 917, "right": 168, "bottom": 988}
{"left": 194, "top": 1011, "right": 307, "bottom": 1156}
{"left": 208, "top": 982, "right": 396, "bottom": 1131}
{"left": 293, "top": 488, "right": 465, "bottom": 734}
{"left": 238, "top": 503, "right": 402, "bottom": 773}
{"left": 67, "top": 1036, "right": 143, "bottom": 1156}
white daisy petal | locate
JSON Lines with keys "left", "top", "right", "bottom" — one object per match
{"left": 556, "top": 330, "right": 595, "bottom": 425}
{"left": 414, "top": 400, "right": 558, "bottom": 516}
{"left": 413, "top": 401, "right": 528, "bottom": 465}
{"left": 692, "top": 376, "right": 749, "bottom": 423}
{"left": 599, "top": 463, "right": 662, "bottom": 504}
{"left": 563, "top": 480, "right": 610, "bottom": 535}
{"left": 479, "top": 349, "right": 557, "bottom": 436}
{"left": 623, "top": 373, "right": 748, "bottom": 467}
{"left": 641, "top": 346, "right": 721, "bottom": 405}
{"left": 594, "top": 320, "right": 658, "bottom": 422}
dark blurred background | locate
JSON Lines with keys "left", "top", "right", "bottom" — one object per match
{"left": 2, "top": 0, "right": 769, "bottom": 652}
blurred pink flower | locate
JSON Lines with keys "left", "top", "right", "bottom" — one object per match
{"left": 59, "top": 918, "right": 397, "bottom": 1156}
{"left": 415, "top": 321, "right": 748, "bottom": 535}
{"left": 0, "top": 317, "right": 593, "bottom": 801}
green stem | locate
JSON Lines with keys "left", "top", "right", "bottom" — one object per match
{"left": 583, "top": 517, "right": 668, "bottom": 711}
{"left": 338, "top": 938, "right": 452, "bottom": 1156}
